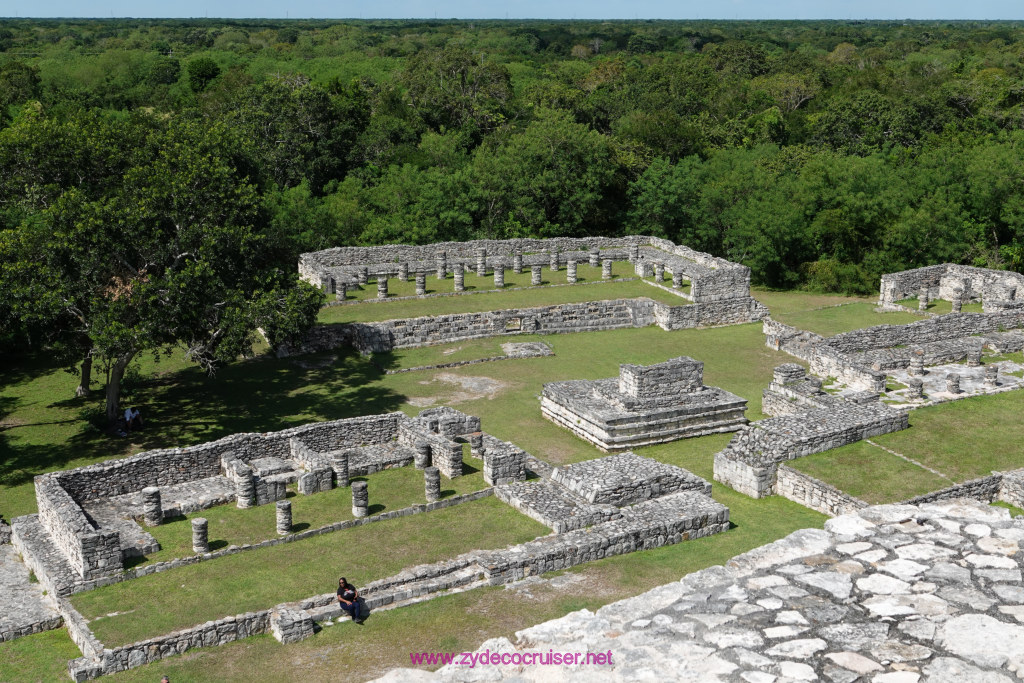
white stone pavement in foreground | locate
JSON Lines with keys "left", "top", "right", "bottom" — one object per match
{"left": 375, "top": 499, "right": 1024, "bottom": 683}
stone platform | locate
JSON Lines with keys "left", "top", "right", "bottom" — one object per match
{"left": 328, "top": 443, "right": 418, "bottom": 477}
{"left": 0, "top": 544, "right": 62, "bottom": 642}
{"left": 542, "top": 357, "right": 748, "bottom": 451}
{"left": 494, "top": 480, "right": 621, "bottom": 533}
{"left": 377, "top": 498, "right": 1024, "bottom": 683}
{"left": 550, "top": 452, "right": 712, "bottom": 507}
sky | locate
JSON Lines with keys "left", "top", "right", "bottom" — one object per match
{"left": 7, "top": 1, "right": 1024, "bottom": 20}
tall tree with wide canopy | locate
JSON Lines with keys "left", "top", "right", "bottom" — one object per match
{"left": 0, "top": 114, "right": 322, "bottom": 424}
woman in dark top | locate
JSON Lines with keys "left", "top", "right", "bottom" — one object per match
{"left": 337, "top": 577, "right": 362, "bottom": 623}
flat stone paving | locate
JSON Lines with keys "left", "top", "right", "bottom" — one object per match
{"left": 551, "top": 452, "right": 712, "bottom": 507}
{"left": 0, "top": 544, "right": 62, "bottom": 642}
{"left": 378, "top": 498, "right": 1024, "bottom": 683}
{"left": 331, "top": 443, "right": 417, "bottom": 476}
{"left": 494, "top": 480, "right": 621, "bottom": 533}
{"left": 500, "top": 341, "right": 554, "bottom": 359}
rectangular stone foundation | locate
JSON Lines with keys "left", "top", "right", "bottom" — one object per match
{"left": 550, "top": 452, "right": 712, "bottom": 507}
{"left": 542, "top": 381, "right": 747, "bottom": 452}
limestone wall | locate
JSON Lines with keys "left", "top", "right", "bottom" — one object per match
{"left": 774, "top": 465, "right": 869, "bottom": 516}
{"left": 56, "top": 413, "right": 402, "bottom": 503}
{"left": 35, "top": 477, "right": 122, "bottom": 580}
{"left": 284, "top": 296, "right": 767, "bottom": 358}
{"left": 900, "top": 474, "right": 1003, "bottom": 506}
{"left": 825, "top": 311, "right": 1024, "bottom": 354}
{"left": 1000, "top": 469, "right": 1024, "bottom": 508}
{"left": 879, "top": 263, "right": 1024, "bottom": 305}
{"left": 619, "top": 356, "right": 702, "bottom": 398}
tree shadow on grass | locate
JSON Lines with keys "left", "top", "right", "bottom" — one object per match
{"left": 0, "top": 345, "right": 406, "bottom": 494}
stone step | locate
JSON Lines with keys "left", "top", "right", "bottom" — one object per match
{"left": 307, "top": 564, "right": 486, "bottom": 623}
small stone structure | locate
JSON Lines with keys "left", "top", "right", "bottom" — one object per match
{"left": 879, "top": 262, "right": 1024, "bottom": 310}
{"left": 191, "top": 518, "right": 208, "bottom": 554}
{"left": 541, "top": 356, "right": 748, "bottom": 451}
{"left": 715, "top": 366, "right": 909, "bottom": 499}
{"left": 495, "top": 452, "right": 715, "bottom": 534}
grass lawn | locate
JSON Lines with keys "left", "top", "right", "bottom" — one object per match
{"left": 0, "top": 628, "right": 83, "bottom": 683}
{"left": 133, "top": 462, "right": 488, "bottom": 568}
{"left": 790, "top": 441, "right": 951, "bottom": 504}
{"left": 870, "top": 391, "right": 1024, "bottom": 481}
{"left": 374, "top": 338, "right": 513, "bottom": 371}
{"left": 73, "top": 496, "right": 549, "bottom": 647}
{"left": 771, "top": 301, "right": 923, "bottom": 337}
{"left": 319, "top": 276, "right": 689, "bottom": 324}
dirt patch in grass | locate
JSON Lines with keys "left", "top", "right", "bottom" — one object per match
{"left": 410, "top": 373, "right": 511, "bottom": 407}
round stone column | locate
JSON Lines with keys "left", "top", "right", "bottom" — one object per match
{"left": 377, "top": 277, "right": 389, "bottom": 299}
{"left": 985, "top": 365, "right": 999, "bottom": 388}
{"left": 192, "top": 518, "right": 209, "bottom": 553}
{"left": 357, "top": 267, "right": 369, "bottom": 285}
{"left": 654, "top": 262, "right": 665, "bottom": 281}
{"left": 602, "top": 259, "right": 613, "bottom": 280}
{"left": 476, "top": 248, "right": 487, "bottom": 277}
{"left": 494, "top": 267, "right": 505, "bottom": 289}
{"left": 908, "top": 351, "right": 926, "bottom": 376}
{"left": 424, "top": 466, "right": 441, "bottom": 503}
{"left": 415, "top": 271, "right": 427, "bottom": 296}
{"left": 672, "top": 272, "right": 683, "bottom": 289}
{"left": 414, "top": 441, "right": 432, "bottom": 469}
{"left": 951, "top": 297, "right": 962, "bottom": 313}
{"left": 236, "top": 472, "right": 256, "bottom": 508}
{"left": 436, "top": 252, "right": 447, "bottom": 279}
{"left": 589, "top": 248, "right": 600, "bottom": 267}
{"left": 907, "top": 377, "right": 924, "bottom": 399}
{"left": 334, "top": 451, "right": 350, "bottom": 488}
{"left": 966, "top": 345, "right": 982, "bottom": 367}
{"left": 142, "top": 487, "right": 162, "bottom": 527}
{"left": 337, "top": 283, "right": 348, "bottom": 301}
{"left": 567, "top": 260, "right": 577, "bottom": 284}
{"left": 276, "top": 500, "right": 292, "bottom": 535}
{"left": 351, "top": 481, "right": 369, "bottom": 518}
{"left": 918, "top": 290, "right": 929, "bottom": 311}
{"left": 454, "top": 265, "right": 465, "bottom": 292}
{"left": 531, "top": 265, "right": 543, "bottom": 286}
{"left": 549, "top": 251, "right": 559, "bottom": 271}
{"left": 398, "top": 262, "right": 409, "bottom": 281}
{"left": 513, "top": 249, "right": 523, "bottom": 273}
{"left": 946, "top": 373, "right": 961, "bottom": 394}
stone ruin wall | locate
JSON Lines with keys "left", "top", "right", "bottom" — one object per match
{"left": 618, "top": 356, "right": 703, "bottom": 399}
{"left": 824, "top": 310, "right": 1024, "bottom": 354}
{"left": 879, "top": 263, "right": 1024, "bottom": 307}
{"left": 54, "top": 413, "right": 402, "bottom": 504}
{"left": 34, "top": 477, "right": 122, "bottom": 580}
{"left": 283, "top": 296, "right": 769, "bottom": 358}
{"left": 773, "top": 465, "right": 869, "bottom": 517}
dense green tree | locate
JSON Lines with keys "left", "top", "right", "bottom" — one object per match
{"left": 187, "top": 56, "right": 221, "bottom": 92}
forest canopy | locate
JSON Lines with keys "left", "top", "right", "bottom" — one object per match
{"left": 2, "top": 18, "right": 1024, "bottom": 302}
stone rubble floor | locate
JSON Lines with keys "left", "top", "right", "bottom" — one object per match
{"left": 494, "top": 479, "right": 621, "bottom": 533}
{"left": 0, "top": 544, "right": 62, "bottom": 642}
{"left": 874, "top": 360, "right": 1023, "bottom": 405}
{"left": 499, "top": 341, "right": 554, "bottom": 359}
{"left": 378, "top": 499, "right": 1024, "bottom": 683}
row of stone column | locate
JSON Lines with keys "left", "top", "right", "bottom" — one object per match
{"left": 904, "top": 366, "right": 1000, "bottom": 399}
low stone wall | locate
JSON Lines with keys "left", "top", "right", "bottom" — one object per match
{"left": 0, "top": 517, "right": 10, "bottom": 545}
{"left": 57, "top": 413, "right": 402, "bottom": 504}
{"left": 774, "top": 465, "right": 868, "bottom": 517}
{"left": 285, "top": 295, "right": 767, "bottom": 358}
{"left": 824, "top": 310, "right": 1024, "bottom": 355}
{"left": 477, "top": 492, "right": 728, "bottom": 584}
{"left": 900, "top": 474, "right": 1003, "bottom": 506}
{"left": 713, "top": 396, "right": 908, "bottom": 499}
